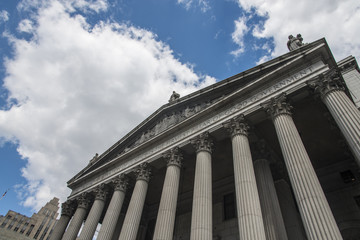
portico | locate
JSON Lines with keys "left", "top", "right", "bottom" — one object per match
{"left": 52, "top": 38, "right": 360, "bottom": 240}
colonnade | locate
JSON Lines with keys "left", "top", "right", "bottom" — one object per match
{"left": 50, "top": 71, "right": 360, "bottom": 240}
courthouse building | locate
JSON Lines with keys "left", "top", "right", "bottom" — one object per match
{"left": 51, "top": 36, "right": 360, "bottom": 240}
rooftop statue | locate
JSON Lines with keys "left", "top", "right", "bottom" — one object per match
{"left": 287, "top": 33, "right": 305, "bottom": 51}
{"left": 169, "top": 91, "right": 180, "bottom": 103}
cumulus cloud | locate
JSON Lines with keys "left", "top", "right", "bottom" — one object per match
{"left": 1, "top": 0, "right": 215, "bottom": 211}
{"left": 230, "top": 16, "right": 249, "bottom": 57}
{"left": 235, "top": 0, "right": 360, "bottom": 62}
{"left": 0, "top": 10, "right": 9, "bottom": 23}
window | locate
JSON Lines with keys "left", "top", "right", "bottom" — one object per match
{"left": 26, "top": 224, "right": 34, "bottom": 236}
{"left": 34, "top": 217, "right": 48, "bottom": 239}
{"left": 340, "top": 170, "right": 356, "bottom": 183}
{"left": 224, "top": 192, "right": 236, "bottom": 220}
{"left": 1, "top": 215, "right": 11, "bottom": 227}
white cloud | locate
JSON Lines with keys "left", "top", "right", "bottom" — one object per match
{"left": 230, "top": 16, "right": 248, "bottom": 57}
{"left": 0, "top": 10, "right": 9, "bottom": 23}
{"left": 177, "top": 0, "right": 210, "bottom": 12}
{"left": 1, "top": 0, "right": 215, "bottom": 211}
{"left": 235, "top": 0, "right": 360, "bottom": 62}
{"left": 17, "top": 0, "right": 108, "bottom": 13}
{"left": 17, "top": 19, "right": 34, "bottom": 33}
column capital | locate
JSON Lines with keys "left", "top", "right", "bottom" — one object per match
{"left": 162, "top": 147, "right": 183, "bottom": 168}
{"left": 94, "top": 183, "right": 109, "bottom": 201}
{"left": 190, "top": 131, "right": 214, "bottom": 153}
{"left": 307, "top": 69, "right": 345, "bottom": 99}
{"left": 223, "top": 114, "right": 250, "bottom": 138}
{"left": 113, "top": 174, "right": 129, "bottom": 192}
{"left": 77, "top": 193, "right": 92, "bottom": 210}
{"left": 261, "top": 93, "right": 293, "bottom": 119}
{"left": 61, "top": 200, "right": 75, "bottom": 217}
{"left": 135, "top": 162, "right": 151, "bottom": 182}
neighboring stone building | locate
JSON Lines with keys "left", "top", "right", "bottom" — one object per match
{"left": 0, "top": 197, "right": 59, "bottom": 240}
{"left": 52, "top": 36, "right": 360, "bottom": 240}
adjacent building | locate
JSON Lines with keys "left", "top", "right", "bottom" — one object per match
{"left": 0, "top": 197, "right": 59, "bottom": 240}
{"left": 52, "top": 36, "right": 360, "bottom": 240}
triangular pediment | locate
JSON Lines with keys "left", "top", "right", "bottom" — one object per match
{"left": 68, "top": 38, "right": 336, "bottom": 185}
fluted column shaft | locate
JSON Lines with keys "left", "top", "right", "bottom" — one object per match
{"left": 275, "top": 179, "right": 307, "bottom": 240}
{"left": 254, "top": 159, "right": 288, "bottom": 240}
{"left": 309, "top": 71, "right": 360, "bottom": 167}
{"left": 153, "top": 147, "right": 182, "bottom": 240}
{"left": 190, "top": 132, "right": 213, "bottom": 240}
{"left": 224, "top": 116, "right": 267, "bottom": 240}
{"left": 263, "top": 94, "right": 342, "bottom": 240}
{"left": 323, "top": 90, "right": 360, "bottom": 163}
{"left": 61, "top": 194, "right": 91, "bottom": 240}
{"left": 97, "top": 175, "right": 128, "bottom": 240}
{"left": 78, "top": 185, "right": 108, "bottom": 240}
{"left": 50, "top": 201, "right": 74, "bottom": 240}
{"left": 118, "top": 163, "right": 151, "bottom": 240}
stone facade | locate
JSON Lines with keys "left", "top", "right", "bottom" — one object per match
{"left": 0, "top": 197, "right": 59, "bottom": 240}
{"left": 53, "top": 37, "right": 360, "bottom": 240}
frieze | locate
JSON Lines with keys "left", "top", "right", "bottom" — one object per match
{"left": 69, "top": 61, "right": 325, "bottom": 198}
{"left": 128, "top": 98, "right": 219, "bottom": 152}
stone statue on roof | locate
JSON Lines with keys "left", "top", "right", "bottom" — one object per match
{"left": 287, "top": 34, "right": 305, "bottom": 51}
{"left": 169, "top": 91, "right": 180, "bottom": 103}
{"left": 89, "top": 153, "right": 99, "bottom": 164}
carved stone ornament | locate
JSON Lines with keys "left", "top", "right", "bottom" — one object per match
{"left": 113, "top": 174, "right": 128, "bottom": 192}
{"left": 287, "top": 33, "right": 305, "bottom": 51}
{"left": 129, "top": 97, "right": 221, "bottom": 152}
{"left": 190, "top": 131, "right": 214, "bottom": 153}
{"left": 223, "top": 114, "right": 250, "bottom": 138}
{"left": 135, "top": 162, "right": 151, "bottom": 182}
{"left": 307, "top": 69, "right": 345, "bottom": 99}
{"left": 163, "top": 147, "right": 183, "bottom": 168}
{"left": 94, "top": 183, "right": 108, "bottom": 201}
{"left": 61, "top": 201, "right": 75, "bottom": 217}
{"left": 261, "top": 93, "right": 293, "bottom": 119}
{"left": 77, "top": 193, "right": 92, "bottom": 210}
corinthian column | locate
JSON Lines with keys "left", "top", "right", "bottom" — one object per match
{"left": 262, "top": 94, "right": 342, "bottom": 240}
{"left": 308, "top": 70, "right": 360, "bottom": 167}
{"left": 253, "top": 156, "right": 288, "bottom": 240}
{"left": 223, "top": 115, "right": 267, "bottom": 240}
{"left": 97, "top": 175, "right": 128, "bottom": 240}
{"left": 62, "top": 193, "right": 91, "bottom": 240}
{"left": 153, "top": 147, "right": 183, "bottom": 240}
{"left": 118, "top": 163, "right": 151, "bottom": 240}
{"left": 190, "top": 132, "right": 214, "bottom": 240}
{"left": 50, "top": 201, "right": 75, "bottom": 240}
{"left": 78, "top": 184, "right": 108, "bottom": 240}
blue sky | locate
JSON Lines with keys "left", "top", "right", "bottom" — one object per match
{"left": 0, "top": 0, "right": 359, "bottom": 217}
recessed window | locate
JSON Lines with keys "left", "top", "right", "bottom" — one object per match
{"left": 340, "top": 170, "right": 356, "bottom": 183}
{"left": 224, "top": 192, "right": 236, "bottom": 220}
